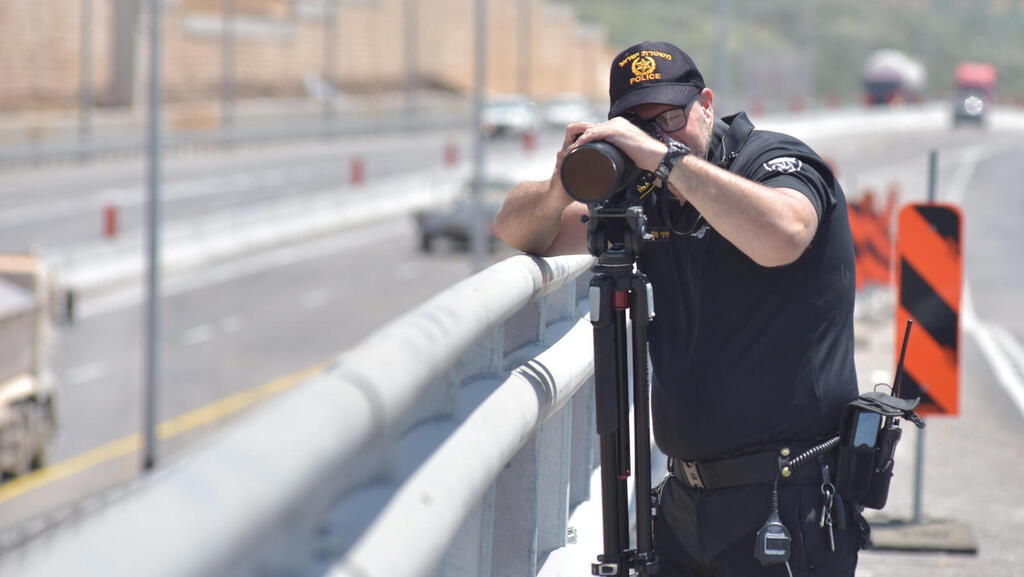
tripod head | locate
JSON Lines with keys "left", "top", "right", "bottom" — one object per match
{"left": 585, "top": 204, "right": 651, "bottom": 267}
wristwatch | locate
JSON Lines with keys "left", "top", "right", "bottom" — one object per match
{"left": 654, "top": 140, "right": 691, "bottom": 183}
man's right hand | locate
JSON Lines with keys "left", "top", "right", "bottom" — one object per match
{"left": 492, "top": 122, "right": 592, "bottom": 257}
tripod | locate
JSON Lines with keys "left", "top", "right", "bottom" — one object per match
{"left": 587, "top": 205, "right": 658, "bottom": 576}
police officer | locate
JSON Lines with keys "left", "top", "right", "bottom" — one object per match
{"left": 494, "top": 41, "right": 865, "bottom": 576}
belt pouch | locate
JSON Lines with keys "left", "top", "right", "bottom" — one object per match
{"left": 862, "top": 423, "right": 902, "bottom": 509}
{"left": 835, "top": 442, "right": 876, "bottom": 504}
{"left": 834, "top": 391, "right": 923, "bottom": 509}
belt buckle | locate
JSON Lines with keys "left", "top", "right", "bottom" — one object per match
{"left": 679, "top": 459, "right": 705, "bottom": 489}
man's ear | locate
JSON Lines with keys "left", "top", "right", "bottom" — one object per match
{"left": 699, "top": 88, "right": 714, "bottom": 116}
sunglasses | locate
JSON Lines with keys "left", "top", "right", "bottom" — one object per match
{"left": 628, "top": 96, "right": 699, "bottom": 134}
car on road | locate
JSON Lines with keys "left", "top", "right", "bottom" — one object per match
{"left": 482, "top": 95, "right": 539, "bottom": 138}
{"left": 542, "top": 93, "right": 601, "bottom": 128}
{"left": 414, "top": 178, "right": 514, "bottom": 253}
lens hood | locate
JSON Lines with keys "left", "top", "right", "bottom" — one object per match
{"left": 560, "top": 141, "right": 636, "bottom": 204}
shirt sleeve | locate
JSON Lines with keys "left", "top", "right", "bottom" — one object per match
{"left": 746, "top": 138, "right": 837, "bottom": 221}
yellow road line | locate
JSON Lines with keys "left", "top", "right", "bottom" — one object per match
{"left": 0, "top": 363, "right": 327, "bottom": 504}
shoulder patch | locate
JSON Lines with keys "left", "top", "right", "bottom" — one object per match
{"left": 762, "top": 157, "right": 803, "bottom": 174}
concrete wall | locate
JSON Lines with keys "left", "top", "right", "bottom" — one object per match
{"left": 0, "top": 0, "right": 613, "bottom": 111}
{"left": 0, "top": 1, "right": 114, "bottom": 108}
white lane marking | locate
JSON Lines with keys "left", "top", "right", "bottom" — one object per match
{"left": 75, "top": 222, "right": 410, "bottom": 319}
{"left": 962, "top": 284, "right": 1024, "bottom": 418}
{"left": 182, "top": 323, "right": 216, "bottom": 347}
{"left": 990, "top": 326, "right": 1024, "bottom": 384}
{"left": 942, "top": 144, "right": 988, "bottom": 204}
{"left": 65, "top": 362, "right": 107, "bottom": 387}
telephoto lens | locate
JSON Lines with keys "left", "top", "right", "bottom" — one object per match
{"left": 560, "top": 141, "right": 635, "bottom": 204}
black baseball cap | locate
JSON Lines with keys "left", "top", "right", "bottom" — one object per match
{"left": 607, "top": 41, "right": 705, "bottom": 119}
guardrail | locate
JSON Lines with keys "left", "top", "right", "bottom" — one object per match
{"left": 0, "top": 253, "right": 599, "bottom": 577}
{"left": 0, "top": 103, "right": 474, "bottom": 169}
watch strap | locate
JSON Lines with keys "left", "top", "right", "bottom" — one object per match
{"left": 655, "top": 141, "right": 690, "bottom": 182}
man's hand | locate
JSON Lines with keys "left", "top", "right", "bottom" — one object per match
{"left": 492, "top": 122, "right": 593, "bottom": 256}
{"left": 552, "top": 121, "right": 592, "bottom": 195}
{"left": 571, "top": 116, "right": 668, "bottom": 174}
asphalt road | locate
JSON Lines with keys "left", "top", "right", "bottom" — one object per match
{"left": 52, "top": 220, "right": 480, "bottom": 458}
{"left": 0, "top": 109, "right": 1022, "bottom": 573}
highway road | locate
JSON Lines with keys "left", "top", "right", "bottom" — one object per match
{"left": 0, "top": 109, "right": 1022, "bottom": 572}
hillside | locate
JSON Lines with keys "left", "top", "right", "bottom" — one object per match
{"left": 554, "top": 0, "right": 1022, "bottom": 110}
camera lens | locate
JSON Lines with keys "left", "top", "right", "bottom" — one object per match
{"left": 560, "top": 141, "right": 633, "bottom": 204}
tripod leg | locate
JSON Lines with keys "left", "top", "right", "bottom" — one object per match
{"left": 630, "top": 274, "right": 657, "bottom": 571}
{"left": 590, "top": 274, "right": 631, "bottom": 575}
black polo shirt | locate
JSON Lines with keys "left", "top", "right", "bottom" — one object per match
{"left": 638, "top": 113, "right": 858, "bottom": 461}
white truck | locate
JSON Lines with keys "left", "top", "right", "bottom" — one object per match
{"left": 862, "top": 49, "right": 927, "bottom": 106}
{"left": 0, "top": 254, "right": 57, "bottom": 479}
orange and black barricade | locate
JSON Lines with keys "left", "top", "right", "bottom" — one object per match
{"left": 894, "top": 203, "right": 963, "bottom": 416}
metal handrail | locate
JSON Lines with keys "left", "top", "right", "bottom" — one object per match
{"left": 0, "top": 253, "right": 595, "bottom": 577}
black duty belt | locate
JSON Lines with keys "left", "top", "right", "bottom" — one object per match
{"left": 668, "top": 444, "right": 835, "bottom": 490}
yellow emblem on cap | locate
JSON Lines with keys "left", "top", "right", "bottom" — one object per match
{"left": 618, "top": 49, "right": 672, "bottom": 85}
{"left": 629, "top": 53, "right": 664, "bottom": 85}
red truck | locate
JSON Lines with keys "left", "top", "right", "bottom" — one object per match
{"left": 953, "top": 62, "right": 997, "bottom": 126}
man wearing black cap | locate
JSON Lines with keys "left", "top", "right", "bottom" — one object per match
{"left": 495, "top": 41, "right": 864, "bottom": 576}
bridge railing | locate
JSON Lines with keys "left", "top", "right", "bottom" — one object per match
{"left": 1, "top": 253, "right": 600, "bottom": 577}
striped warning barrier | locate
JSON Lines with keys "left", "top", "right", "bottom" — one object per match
{"left": 846, "top": 185, "right": 900, "bottom": 291}
{"left": 894, "top": 203, "right": 963, "bottom": 416}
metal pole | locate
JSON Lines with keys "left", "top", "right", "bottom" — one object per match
{"left": 470, "top": 0, "right": 487, "bottom": 271}
{"left": 927, "top": 149, "right": 938, "bottom": 202}
{"left": 518, "top": 0, "right": 530, "bottom": 98}
{"left": 222, "top": 0, "right": 236, "bottom": 144}
{"left": 79, "top": 0, "right": 93, "bottom": 162}
{"left": 403, "top": 0, "right": 418, "bottom": 124}
{"left": 804, "top": 0, "right": 817, "bottom": 107}
{"left": 323, "top": 0, "right": 338, "bottom": 136}
{"left": 911, "top": 148, "right": 939, "bottom": 520}
{"left": 913, "top": 427, "right": 925, "bottom": 523}
{"left": 143, "top": 0, "right": 163, "bottom": 472}
{"left": 580, "top": 26, "right": 598, "bottom": 101}
{"left": 713, "top": 0, "right": 732, "bottom": 115}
